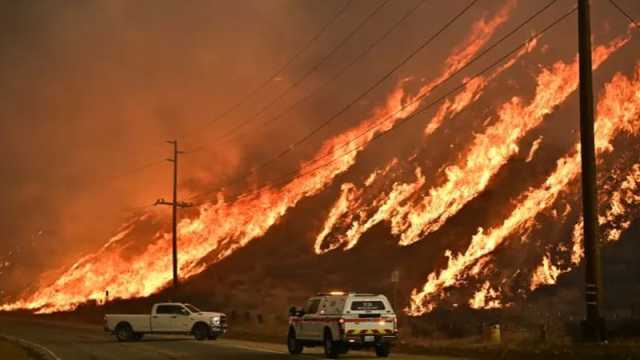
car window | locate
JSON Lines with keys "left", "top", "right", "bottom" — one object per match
{"left": 172, "top": 306, "right": 189, "bottom": 315}
{"left": 350, "top": 300, "right": 386, "bottom": 311}
{"left": 305, "top": 299, "right": 321, "bottom": 314}
{"left": 156, "top": 305, "right": 187, "bottom": 315}
{"left": 156, "top": 305, "right": 173, "bottom": 314}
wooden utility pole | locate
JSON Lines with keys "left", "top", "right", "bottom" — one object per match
{"left": 156, "top": 140, "right": 193, "bottom": 289}
{"left": 577, "top": 0, "right": 605, "bottom": 342}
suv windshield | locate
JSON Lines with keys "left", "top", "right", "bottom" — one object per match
{"left": 184, "top": 304, "right": 201, "bottom": 313}
{"left": 350, "top": 300, "right": 386, "bottom": 311}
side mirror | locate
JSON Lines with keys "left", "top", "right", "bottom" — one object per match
{"left": 289, "top": 306, "right": 303, "bottom": 317}
{"left": 180, "top": 309, "right": 190, "bottom": 316}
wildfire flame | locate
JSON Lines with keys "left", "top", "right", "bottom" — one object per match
{"left": 468, "top": 281, "right": 504, "bottom": 309}
{"left": 530, "top": 254, "right": 562, "bottom": 290}
{"left": 408, "top": 61, "right": 640, "bottom": 315}
{"left": 0, "top": 1, "right": 520, "bottom": 314}
{"left": 396, "top": 35, "right": 630, "bottom": 247}
{"left": 314, "top": 6, "right": 532, "bottom": 253}
{"left": 2, "top": 5, "right": 638, "bottom": 318}
{"left": 315, "top": 34, "right": 628, "bottom": 255}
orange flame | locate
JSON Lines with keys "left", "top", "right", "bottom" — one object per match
{"left": 314, "top": 183, "right": 363, "bottom": 254}
{"left": 568, "top": 162, "right": 640, "bottom": 267}
{"left": 468, "top": 281, "right": 504, "bottom": 309}
{"left": 0, "top": 87, "right": 407, "bottom": 313}
{"left": 0, "top": 3, "right": 520, "bottom": 314}
{"left": 316, "top": 35, "right": 626, "bottom": 254}
{"left": 314, "top": 8, "right": 528, "bottom": 253}
{"left": 425, "top": 38, "right": 538, "bottom": 136}
{"left": 530, "top": 255, "right": 562, "bottom": 290}
{"left": 396, "top": 35, "right": 629, "bottom": 247}
{"left": 406, "top": 0, "right": 517, "bottom": 110}
{"left": 408, "top": 61, "right": 640, "bottom": 315}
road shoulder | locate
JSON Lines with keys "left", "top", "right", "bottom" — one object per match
{"left": 0, "top": 335, "right": 61, "bottom": 360}
{"left": 0, "top": 336, "right": 51, "bottom": 360}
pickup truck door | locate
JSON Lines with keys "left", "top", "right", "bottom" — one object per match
{"left": 151, "top": 305, "right": 191, "bottom": 332}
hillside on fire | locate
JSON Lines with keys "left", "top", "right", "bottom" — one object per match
{"left": 1, "top": 0, "right": 639, "bottom": 334}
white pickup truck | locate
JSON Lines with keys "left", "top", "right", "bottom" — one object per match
{"left": 104, "top": 303, "right": 227, "bottom": 342}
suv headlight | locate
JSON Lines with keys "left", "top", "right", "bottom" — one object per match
{"left": 211, "top": 316, "right": 221, "bottom": 325}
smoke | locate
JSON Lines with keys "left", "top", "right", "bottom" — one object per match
{"left": 0, "top": 0, "right": 347, "bottom": 298}
{"left": 0, "top": 0, "right": 516, "bottom": 298}
{"left": 1, "top": 0, "right": 638, "bottom": 314}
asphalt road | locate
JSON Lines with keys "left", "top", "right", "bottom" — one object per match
{"left": 0, "top": 316, "right": 463, "bottom": 360}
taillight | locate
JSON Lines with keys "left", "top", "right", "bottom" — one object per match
{"left": 393, "top": 316, "right": 398, "bottom": 332}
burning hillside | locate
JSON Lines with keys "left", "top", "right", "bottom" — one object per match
{"left": 1, "top": 1, "right": 639, "bottom": 318}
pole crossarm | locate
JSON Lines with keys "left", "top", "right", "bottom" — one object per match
{"left": 154, "top": 199, "right": 194, "bottom": 208}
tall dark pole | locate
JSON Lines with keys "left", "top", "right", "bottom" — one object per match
{"left": 171, "top": 140, "right": 179, "bottom": 289}
{"left": 155, "top": 140, "right": 193, "bottom": 291}
{"left": 577, "top": 0, "right": 605, "bottom": 342}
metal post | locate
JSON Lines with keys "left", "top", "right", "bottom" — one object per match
{"left": 391, "top": 270, "right": 400, "bottom": 311}
{"left": 171, "top": 140, "right": 179, "bottom": 289}
{"left": 577, "top": 0, "right": 605, "bottom": 342}
{"left": 156, "top": 141, "right": 193, "bottom": 290}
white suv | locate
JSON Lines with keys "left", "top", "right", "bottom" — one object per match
{"left": 287, "top": 292, "right": 398, "bottom": 358}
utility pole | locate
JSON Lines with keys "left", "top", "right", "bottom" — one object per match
{"left": 155, "top": 140, "right": 194, "bottom": 289}
{"left": 577, "top": 0, "right": 605, "bottom": 342}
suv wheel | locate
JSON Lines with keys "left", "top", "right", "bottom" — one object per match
{"left": 323, "top": 330, "right": 338, "bottom": 359}
{"left": 287, "top": 329, "right": 303, "bottom": 355}
{"left": 375, "top": 342, "right": 391, "bottom": 357}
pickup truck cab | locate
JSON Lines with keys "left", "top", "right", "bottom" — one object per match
{"left": 105, "top": 303, "right": 227, "bottom": 342}
{"left": 287, "top": 292, "right": 398, "bottom": 358}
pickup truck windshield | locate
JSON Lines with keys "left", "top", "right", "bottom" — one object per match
{"left": 184, "top": 304, "right": 201, "bottom": 313}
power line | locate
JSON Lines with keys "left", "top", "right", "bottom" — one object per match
{"left": 185, "top": 0, "right": 480, "bottom": 202}
{"left": 222, "top": 0, "right": 430, "bottom": 144}
{"left": 99, "top": 0, "right": 560, "bottom": 211}
{"left": 251, "top": 0, "right": 481, "bottom": 174}
{"left": 217, "top": 0, "right": 393, "bottom": 142}
{"left": 608, "top": 0, "right": 639, "bottom": 28}
{"left": 263, "top": 5, "right": 578, "bottom": 196}
{"left": 181, "top": 0, "right": 353, "bottom": 141}
{"left": 187, "top": 1, "right": 574, "bottom": 204}
{"left": 274, "top": 0, "right": 563, "bottom": 177}
{"left": 187, "top": 0, "right": 429, "bottom": 157}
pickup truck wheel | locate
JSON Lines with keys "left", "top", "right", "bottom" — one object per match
{"left": 375, "top": 342, "right": 391, "bottom": 357}
{"left": 323, "top": 330, "right": 338, "bottom": 359}
{"left": 193, "top": 323, "right": 209, "bottom": 341}
{"left": 287, "top": 329, "right": 303, "bottom": 355}
{"left": 115, "top": 323, "right": 134, "bottom": 342}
